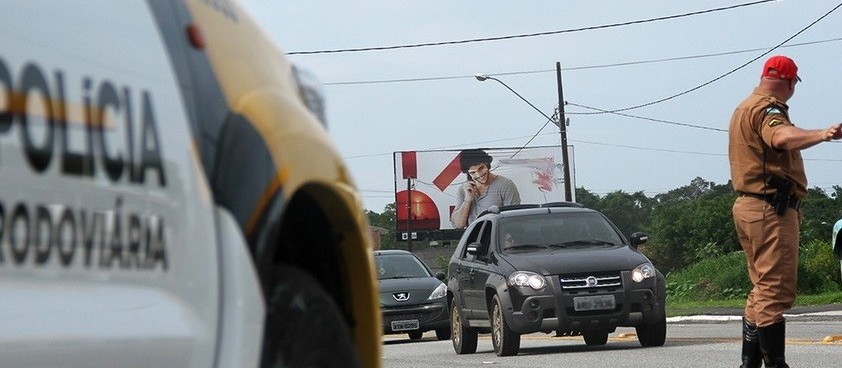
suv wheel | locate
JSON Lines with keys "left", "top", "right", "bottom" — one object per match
{"left": 451, "top": 303, "right": 477, "bottom": 354}
{"left": 408, "top": 331, "right": 423, "bottom": 340}
{"left": 491, "top": 295, "right": 521, "bottom": 356}
{"left": 636, "top": 316, "right": 667, "bottom": 347}
{"left": 582, "top": 331, "right": 609, "bottom": 346}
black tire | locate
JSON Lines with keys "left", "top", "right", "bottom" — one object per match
{"left": 408, "top": 330, "right": 423, "bottom": 340}
{"left": 435, "top": 327, "right": 451, "bottom": 341}
{"left": 451, "top": 303, "right": 477, "bottom": 354}
{"left": 260, "top": 266, "right": 360, "bottom": 368}
{"left": 636, "top": 317, "right": 667, "bottom": 347}
{"left": 583, "top": 331, "right": 609, "bottom": 346}
{"left": 491, "top": 295, "right": 521, "bottom": 356}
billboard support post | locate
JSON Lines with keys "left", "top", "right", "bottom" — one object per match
{"left": 406, "top": 177, "right": 412, "bottom": 252}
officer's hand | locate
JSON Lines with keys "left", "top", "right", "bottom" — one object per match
{"left": 825, "top": 123, "right": 842, "bottom": 141}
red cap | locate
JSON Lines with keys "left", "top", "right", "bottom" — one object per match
{"left": 762, "top": 55, "right": 801, "bottom": 82}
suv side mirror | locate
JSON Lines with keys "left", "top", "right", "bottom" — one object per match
{"left": 466, "top": 242, "right": 481, "bottom": 256}
{"left": 435, "top": 271, "right": 446, "bottom": 281}
{"left": 630, "top": 232, "right": 648, "bottom": 250}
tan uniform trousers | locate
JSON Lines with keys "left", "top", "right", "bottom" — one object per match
{"left": 732, "top": 195, "right": 799, "bottom": 328}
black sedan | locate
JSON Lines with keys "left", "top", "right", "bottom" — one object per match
{"left": 375, "top": 250, "right": 450, "bottom": 340}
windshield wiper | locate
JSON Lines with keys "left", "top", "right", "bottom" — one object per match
{"left": 504, "top": 244, "right": 548, "bottom": 250}
{"left": 550, "top": 240, "right": 616, "bottom": 248}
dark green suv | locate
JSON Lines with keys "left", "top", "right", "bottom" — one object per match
{"left": 447, "top": 203, "right": 666, "bottom": 356}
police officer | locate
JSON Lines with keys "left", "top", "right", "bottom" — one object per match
{"left": 728, "top": 55, "right": 842, "bottom": 368}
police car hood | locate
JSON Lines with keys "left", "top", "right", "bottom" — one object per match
{"left": 501, "top": 245, "right": 651, "bottom": 275}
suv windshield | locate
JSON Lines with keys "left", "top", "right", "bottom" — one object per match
{"left": 499, "top": 212, "right": 624, "bottom": 252}
{"left": 375, "top": 254, "right": 432, "bottom": 280}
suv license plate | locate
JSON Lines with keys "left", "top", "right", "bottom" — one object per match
{"left": 391, "top": 319, "right": 420, "bottom": 331}
{"left": 573, "top": 295, "right": 616, "bottom": 311}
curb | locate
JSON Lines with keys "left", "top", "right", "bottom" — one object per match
{"left": 668, "top": 310, "right": 842, "bottom": 324}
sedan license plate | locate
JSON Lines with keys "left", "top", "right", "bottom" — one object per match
{"left": 573, "top": 295, "right": 616, "bottom": 311}
{"left": 391, "top": 319, "right": 420, "bottom": 331}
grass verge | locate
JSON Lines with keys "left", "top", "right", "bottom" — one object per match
{"left": 666, "top": 291, "right": 842, "bottom": 318}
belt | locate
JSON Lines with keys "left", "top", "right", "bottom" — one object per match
{"left": 738, "top": 192, "right": 801, "bottom": 210}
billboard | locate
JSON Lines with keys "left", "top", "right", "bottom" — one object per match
{"left": 393, "top": 146, "right": 575, "bottom": 238}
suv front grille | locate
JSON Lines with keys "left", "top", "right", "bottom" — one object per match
{"left": 559, "top": 272, "right": 622, "bottom": 294}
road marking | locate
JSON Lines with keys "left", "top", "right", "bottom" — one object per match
{"left": 822, "top": 335, "right": 842, "bottom": 344}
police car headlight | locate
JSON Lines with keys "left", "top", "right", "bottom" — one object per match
{"left": 632, "top": 263, "right": 656, "bottom": 283}
{"left": 508, "top": 271, "right": 546, "bottom": 290}
{"left": 427, "top": 283, "right": 447, "bottom": 300}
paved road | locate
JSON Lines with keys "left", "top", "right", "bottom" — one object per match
{"left": 382, "top": 307, "right": 842, "bottom": 368}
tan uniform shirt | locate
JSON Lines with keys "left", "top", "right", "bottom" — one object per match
{"left": 728, "top": 87, "right": 807, "bottom": 199}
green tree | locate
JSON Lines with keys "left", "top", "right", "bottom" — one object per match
{"left": 575, "top": 187, "right": 601, "bottom": 209}
{"left": 646, "top": 178, "right": 736, "bottom": 273}
{"left": 366, "top": 203, "right": 398, "bottom": 249}
{"left": 801, "top": 186, "right": 842, "bottom": 244}
{"left": 575, "top": 188, "right": 654, "bottom": 238}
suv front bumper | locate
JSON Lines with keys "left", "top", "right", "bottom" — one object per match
{"left": 504, "top": 275, "right": 664, "bottom": 334}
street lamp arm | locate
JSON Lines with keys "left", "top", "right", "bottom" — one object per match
{"left": 476, "top": 74, "right": 556, "bottom": 123}
{"left": 476, "top": 68, "right": 573, "bottom": 202}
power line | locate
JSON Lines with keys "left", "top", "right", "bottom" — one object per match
{"left": 322, "top": 37, "right": 842, "bottom": 86}
{"left": 345, "top": 135, "right": 842, "bottom": 163}
{"left": 288, "top": 0, "right": 778, "bottom": 55}
{"left": 573, "top": 1, "right": 842, "bottom": 115}
{"left": 566, "top": 102, "right": 727, "bottom": 132}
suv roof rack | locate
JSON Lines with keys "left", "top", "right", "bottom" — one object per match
{"left": 541, "top": 201, "right": 584, "bottom": 208}
{"left": 478, "top": 204, "right": 540, "bottom": 217}
{"left": 478, "top": 202, "right": 584, "bottom": 218}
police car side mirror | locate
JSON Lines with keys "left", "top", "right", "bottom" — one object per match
{"left": 466, "top": 242, "right": 480, "bottom": 256}
{"left": 832, "top": 219, "right": 842, "bottom": 260}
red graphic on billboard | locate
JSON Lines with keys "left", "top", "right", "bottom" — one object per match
{"left": 401, "top": 151, "right": 417, "bottom": 179}
{"left": 432, "top": 153, "right": 462, "bottom": 191}
{"left": 395, "top": 190, "right": 440, "bottom": 231}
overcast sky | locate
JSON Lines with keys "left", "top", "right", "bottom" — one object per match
{"left": 238, "top": 0, "right": 842, "bottom": 213}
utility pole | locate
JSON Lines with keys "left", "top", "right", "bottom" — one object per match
{"left": 556, "top": 62, "right": 572, "bottom": 202}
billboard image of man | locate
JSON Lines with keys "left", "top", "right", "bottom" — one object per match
{"left": 450, "top": 149, "right": 521, "bottom": 229}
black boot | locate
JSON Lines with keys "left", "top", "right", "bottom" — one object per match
{"left": 758, "top": 320, "right": 790, "bottom": 368}
{"left": 739, "top": 318, "right": 762, "bottom": 368}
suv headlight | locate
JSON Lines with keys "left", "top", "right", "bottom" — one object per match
{"left": 507, "top": 271, "right": 546, "bottom": 290}
{"left": 631, "top": 263, "right": 656, "bottom": 283}
{"left": 428, "top": 283, "right": 447, "bottom": 300}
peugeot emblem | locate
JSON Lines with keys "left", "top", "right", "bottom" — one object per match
{"left": 393, "top": 292, "right": 410, "bottom": 302}
{"left": 586, "top": 276, "right": 598, "bottom": 287}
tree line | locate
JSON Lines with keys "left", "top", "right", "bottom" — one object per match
{"left": 366, "top": 177, "right": 842, "bottom": 275}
